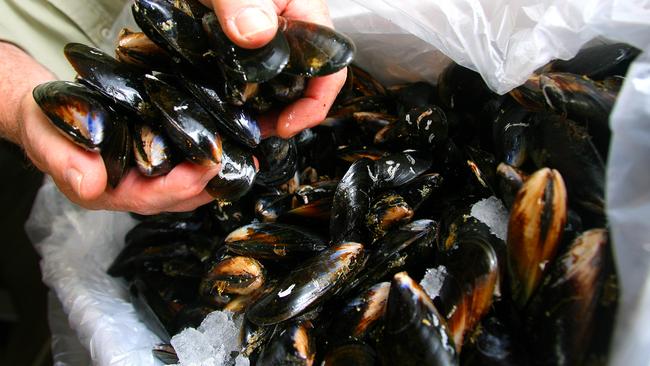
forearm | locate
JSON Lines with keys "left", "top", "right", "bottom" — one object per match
{"left": 0, "top": 42, "right": 56, "bottom": 145}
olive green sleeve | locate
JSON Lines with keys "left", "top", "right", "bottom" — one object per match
{"left": 0, "top": 0, "right": 127, "bottom": 80}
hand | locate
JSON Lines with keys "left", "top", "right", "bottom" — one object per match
{"left": 199, "top": 0, "right": 348, "bottom": 138}
{"left": 17, "top": 89, "right": 219, "bottom": 215}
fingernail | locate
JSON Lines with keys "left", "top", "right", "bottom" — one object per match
{"left": 64, "top": 168, "right": 83, "bottom": 197}
{"left": 233, "top": 7, "right": 275, "bottom": 40}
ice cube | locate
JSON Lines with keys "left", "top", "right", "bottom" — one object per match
{"left": 234, "top": 354, "right": 250, "bottom": 366}
{"left": 171, "top": 310, "right": 244, "bottom": 366}
{"left": 420, "top": 265, "right": 448, "bottom": 299}
{"left": 171, "top": 328, "right": 214, "bottom": 365}
{"left": 470, "top": 196, "right": 509, "bottom": 241}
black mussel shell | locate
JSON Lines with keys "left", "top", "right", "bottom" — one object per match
{"left": 461, "top": 310, "right": 528, "bottom": 366}
{"left": 346, "top": 219, "right": 438, "bottom": 294}
{"left": 372, "top": 150, "right": 432, "bottom": 190}
{"left": 152, "top": 343, "right": 178, "bottom": 365}
{"left": 144, "top": 75, "right": 223, "bottom": 166}
{"left": 330, "top": 158, "right": 375, "bottom": 244}
{"left": 280, "top": 17, "right": 355, "bottom": 77}
{"left": 374, "top": 105, "right": 448, "bottom": 150}
{"left": 179, "top": 72, "right": 261, "bottom": 148}
{"left": 528, "top": 113, "right": 605, "bottom": 222}
{"left": 199, "top": 256, "right": 265, "bottom": 296}
{"left": 433, "top": 237, "right": 499, "bottom": 350}
{"left": 327, "top": 282, "right": 389, "bottom": 346}
{"left": 336, "top": 146, "right": 386, "bottom": 164}
{"left": 492, "top": 99, "right": 530, "bottom": 168}
{"left": 203, "top": 12, "right": 290, "bottom": 83}
{"left": 464, "top": 145, "right": 497, "bottom": 195}
{"left": 174, "top": 0, "right": 211, "bottom": 18}
{"left": 129, "top": 277, "right": 175, "bottom": 342}
{"left": 255, "top": 193, "right": 293, "bottom": 222}
{"left": 292, "top": 180, "right": 338, "bottom": 206}
{"left": 224, "top": 223, "right": 327, "bottom": 260}
{"left": 379, "top": 272, "right": 457, "bottom": 365}
{"left": 132, "top": 0, "right": 212, "bottom": 70}
{"left": 101, "top": 115, "right": 132, "bottom": 188}
{"left": 507, "top": 168, "right": 567, "bottom": 309}
{"left": 546, "top": 42, "right": 640, "bottom": 80}
{"left": 496, "top": 163, "right": 527, "bottom": 209}
{"left": 438, "top": 63, "right": 494, "bottom": 112}
{"left": 116, "top": 29, "right": 174, "bottom": 72}
{"left": 322, "top": 341, "right": 377, "bottom": 366}
{"left": 538, "top": 72, "right": 615, "bottom": 160}
{"left": 255, "top": 137, "right": 299, "bottom": 187}
{"left": 33, "top": 81, "right": 114, "bottom": 151}
{"left": 398, "top": 172, "right": 443, "bottom": 211}
{"left": 366, "top": 192, "right": 414, "bottom": 241}
{"left": 247, "top": 242, "right": 365, "bottom": 325}
{"left": 350, "top": 64, "right": 387, "bottom": 97}
{"left": 240, "top": 317, "right": 274, "bottom": 359}
{"left": 390, "top": 81, "right": 438, "bottom": 115}
{"left": 525, "top": 229, "right": 612, "bottom": 366}
{"left": 133, "top": 122, "right": 177, "bottom": 177}
{"left": 207, "top": 197, "right": 254, "bottom": 234}
{"left": 256, "top": 320, "right": 316, "bottom": 366}
{"left": 205, "top": 139, "right": 257, "bottom": 200}
{"left": 509, "top": 74, "right": 545, "bottom": 110}
{"left": 64, "top": 43, "right": 155, "bottom": 118}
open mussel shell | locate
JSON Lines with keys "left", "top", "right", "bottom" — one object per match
{"left": 247, "top": 242, "right": 365, "bottom": 326}
{"left": 101, "top": 115, "right": 132, "bottom": 188}
{"left": 380, "top": 272, "right": 457, "bottom": 365}
{"left": 144, "top": 75, "right": 223, "bottom": 166}
{"left": 507, "top": 168, "right": 567, "bottom": 309}
{"left": 179, "top": 72, "right": 261, "bottom": 148}
{"left": 203, "top": 12, "right": 289, "bottom": 83}
{"left": 116, "top": 29, "right": 174, "bottom": 72}
{"left": 330, "top": 158, "right": 375, "bottom": 244}
{"left": 133, "top": 123, "right": 177, "bottom": 177}
{"left": 205, "top": 139, "right": 257, "bottom": 200}
{"left": 280, "top": 17, "right": 355, "bottom": 77}
{"left": 322, "top": 341, "right": 377, "bottom": 366}
{"left": 224, "top": 223, "right": 327, "bottom": 260}
{"left": 64, "top": 43, "right": 155, "bottom": 118}
{"left": 256, "top": 320, "right": 316, "bottom": 366}
{"left": 33, "top": 81, "right": 114, "bottom": 151}
{"left": 132, "top": 0, "right": 212, "bottom": 70}
{"left": 525, "top": 229, "right": 612, "bottom": 366}
{"left": 199, "top": 256, "right": 265, "bottom": 296}
{"left": 255, "top": 137, "right": 299, "bottom": 187}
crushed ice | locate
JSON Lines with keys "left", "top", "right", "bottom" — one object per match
{"left": 420, "top": 265, "right": 448, "bottom": 299}
{"left": 171, "top": 310, "right": 246, "bottom": 366}
{"left": 470, "top": 196, "right": 509, "bottom": 241}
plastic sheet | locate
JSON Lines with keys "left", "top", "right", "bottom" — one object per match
{"left": 26, "top": 0, "right": 650, "bottom": 365}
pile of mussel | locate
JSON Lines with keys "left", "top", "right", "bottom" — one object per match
{"left": 33, "top": 0, "right": 355, "bottom": 199}
{"left": 39, "top": 1, "right": 638, "bottom": 363}
{"left": 104, "top": 39, "right": 637, "bottom": 365}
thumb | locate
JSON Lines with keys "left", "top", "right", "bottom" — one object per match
{"left": 20, "top": 94, "right": 108, "bottom": 204}
{"left": 209, "top": 0, "right": 278, "bottom": 49}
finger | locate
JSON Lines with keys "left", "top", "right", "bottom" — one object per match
{"left": 277, "top": 0, "right": 333, "bottom": 27}
{"left": 209, "top": 0, "right": 279, "bottom": 49}
{"left": 20, "top": 96, "right": 108, "bottom": 203}
{"left": 257, "top": 108, "right": 281, "bottom": 138}
{"left": 276, "top": 68, "right": 347, "bottom": 138}
{"left": 104, "top": 162, "right": 221, "bottom": 214}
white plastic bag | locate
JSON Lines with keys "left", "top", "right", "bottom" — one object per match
{"left": 26, "top": 0, "right": 650, "bottom": 365}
